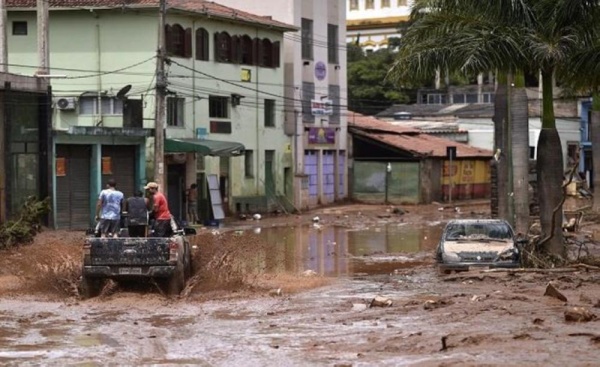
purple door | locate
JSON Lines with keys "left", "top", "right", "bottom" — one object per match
{"left": 337, "top": 151, "right": 345, "bottom": 199}
{"left": 323, "top": 151, "right": 335, "bottom": 203}
{"left": 304, "top": 150, "right": 319, "bottom": 205}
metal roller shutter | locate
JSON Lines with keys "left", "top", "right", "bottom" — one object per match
{"left": 56, "top": 144, "right": 91, "bottom": 229}
{"left": 101, "top": 145, "right": 136, "bottom": 199}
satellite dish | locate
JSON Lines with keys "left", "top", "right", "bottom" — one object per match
{"left": 116, "top": 84, "right": 132, "bottom": 99}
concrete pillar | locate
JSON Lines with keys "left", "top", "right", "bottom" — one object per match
{"left": 90, "top": 143, "right": 102, "bottom": 225}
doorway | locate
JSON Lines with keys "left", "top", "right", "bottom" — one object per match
{"left": 167, "top": 164, "right": 185, "bottom": 222}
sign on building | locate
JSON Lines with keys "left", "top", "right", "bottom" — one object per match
{"left": 311, "top": 99, "right": 333, "bottom": 116}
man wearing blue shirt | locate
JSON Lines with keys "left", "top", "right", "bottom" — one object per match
{"left": 95, "top": 179, "right": 124, "bottom": 238}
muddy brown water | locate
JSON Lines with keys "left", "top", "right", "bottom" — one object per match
{"left": 1, "top": 218, "right": 600, "bottom": 366}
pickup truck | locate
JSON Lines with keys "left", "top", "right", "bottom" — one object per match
{"left": 80, "top": 228, "right": 196, "bottom": 298}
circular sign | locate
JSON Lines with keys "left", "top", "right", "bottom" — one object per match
{"left": 315, "top": 61, "right": 327, "bottom": 81}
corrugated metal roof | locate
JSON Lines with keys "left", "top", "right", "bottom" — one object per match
{"left": 349, "top": 112, "right": 493, "bottom": 158}
{"left": 7, "top": 0, "right": 297, "bottom": 31}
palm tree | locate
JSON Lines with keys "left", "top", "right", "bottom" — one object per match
{"left": 562, "top": 42, "right": 600, "bottom": 212}
{"left": 389, "top": 0, "right": 531, "bottom": 232}
{"left": 390, "top": 0, "right": 600, "bottom": 258}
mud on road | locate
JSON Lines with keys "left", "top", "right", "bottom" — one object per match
{"left": 1, "top": 202, "right": 600, "bottom": 366}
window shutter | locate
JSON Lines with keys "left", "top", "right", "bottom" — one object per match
{"left": 256, "top": 38, "right": 264, "bottom": 67}
{"left": 214, "top": 32, "right": 220, "bottom": 61}
{"left": 184, "top": 27, "right": 192, "bottom": 58}
{"left": 165, "top": 25, "right": 173, "bottom": 54}
{"left": 252, "top": 37, "right": 259, "bottom": 65}
{"left": 231, "top": 36, "right": 240, "bottom": 63}
{"left": 195, "top": 29, "right": 201, "bottom": 60}
{"left": 272, "top": 41, "right": 280, "bottom": 68}
{"left": 203, "top": 29, "right": 209, "bottom": 61}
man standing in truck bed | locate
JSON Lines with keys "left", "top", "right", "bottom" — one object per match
{"left": 95, "top": 179, "right": 124, "bottom": 238}
{"left": 144, "top": 182, "right": 173, "bottom": 237}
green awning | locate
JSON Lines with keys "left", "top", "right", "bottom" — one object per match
{"left": 165, "top": 138, "right": 245, "bottom": 157}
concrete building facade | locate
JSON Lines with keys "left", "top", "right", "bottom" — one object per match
{"left": 7, "top": 0, "right": 296, "bottom": 228}
{"left": 215, "top": 0, "right": 349, "bottom": 210}
{"left": 346, "top": 0, "right": 412, "bottom": 52}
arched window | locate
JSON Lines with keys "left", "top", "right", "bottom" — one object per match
{"left": 166, "top": 23, "right": 191, "bottom": 58}
{"left": 195, "top": 28, "right": 209, "bottom": 61}
{"left": 240, "top": 35, "right": 253, "bottom": 65}
{"left": 261, "top": 39, "right": 273, "bottom": 67}
{"left": 214, "top": 32, "right": 232, "bottom": 62}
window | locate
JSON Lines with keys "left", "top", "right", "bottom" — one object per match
{"left": 12, "top": 21, "right": 27, "bottom": 36}
{"left": 349, "top": 0, "right": 358, "bottom": 10}
{"left": 215, "top": 32, "right": 232, "bottom": 62}
{"left": 261, "top": 39, "right": 273, "bottom": 67}
{"left": 79, "top": 96, "right": 123, "bottom": 115}
{"left": 195, "top": 28, "right": 209, "bottom": 61}
{"left": 241, "top": 35, "right": 253, "bottom": 65}
{"left": 366, "top": 0, "right": 374, "bottom": 9}
{"left": 210, "top": 121, "right": 232, "bottom": 134}
{"left": 245, "top": 150, "right": 254, "bottom": 178}
{"left": 327, "top": 24, "right": 339, "bottom": 64}
{"left": 167, "top": 97, "right": 184, "bottom": 127}
{"left": 398, "top": 0, "right": 407, "bottom": 5}
{"left": 166, "top": 24, "right": 191, "bottom": 58}
{"left": 329, "top": 85, "right": 340, "bottom": 124}
{"left": 302, "top": 82, "right": 315, "bottom": 123}
{"left": 264, "top": 99, "right": 275, "bottom": 127}
{"left": 453, "top": 94, "right": 465, "bottom": 104}
{"left": 301, "top": 18, "right": 313, "bottom": 60}
{"left": 382, "top": 0, "right": 390, "bottom": 7}
{"left": 209, "top": 96, "right": 229, "bottom": 118}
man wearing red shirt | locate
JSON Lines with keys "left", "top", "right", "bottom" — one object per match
{"left": 144, "top": 182, "right": 173, "bottom": 237}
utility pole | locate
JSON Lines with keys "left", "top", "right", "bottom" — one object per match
{"left": 37, "top": 0, "right": 49, "bottom": 75}
{"left": 0, "top": 0, "right": 7, "bottom": 72}
{"left": 154, "top": 0, "right": 167, "bottom": 190}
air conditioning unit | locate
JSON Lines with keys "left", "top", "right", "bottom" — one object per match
{"left": 55, "top": 97, "right": 76, "bottom": 111}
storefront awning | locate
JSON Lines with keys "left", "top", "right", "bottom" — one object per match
{"left": 164, "top": 138, "right": 245, "bottom": 157}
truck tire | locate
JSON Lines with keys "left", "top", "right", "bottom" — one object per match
{"left": 167, "top": 262, "right": 185, "bottom": 296}
{"left": 80, "top": 275, "right": 103, "bottom": 299}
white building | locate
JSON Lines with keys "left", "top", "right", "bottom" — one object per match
{"left": 214, "top": 0, "right": 348, "bottom": 209}
{"left": 346, "top": 0, "right": 413, "bottom": 52}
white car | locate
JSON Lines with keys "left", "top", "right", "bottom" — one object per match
{"left": 436, "top": 219, "right": 520, "bottom": 274}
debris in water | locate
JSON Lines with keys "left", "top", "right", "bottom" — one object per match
{"left": 564, "top": 307, "right": 597, "bottom": 322}
{"left": 352, "top": 303, "right": 368, "bottom": 312}
{"left": 544, "top": 282, "right": 568, "bottom": 302}
{"left": 312, "top": 216, "right": 320, "bottom": 223}
{"left": 370, "top": 295, "right": 393, "bottom": 308}
{"left": 269, "top": 288, "right": 282, "bottom": 297}
{"left": 253, "top": 213, "right": 262, "bottom": 220}
{"left": 302, "top": 269, "right": 317, "bottom": 277}
{"left": 440, "top": 335, "right": 449, "bottom": 351}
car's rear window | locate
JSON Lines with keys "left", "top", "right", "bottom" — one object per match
{"left": 445, "top": 222, "right": 513, "bottom": 240}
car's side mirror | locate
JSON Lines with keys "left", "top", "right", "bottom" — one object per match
{"left": 184, "top": 227, "right": 197, "bottom": 236}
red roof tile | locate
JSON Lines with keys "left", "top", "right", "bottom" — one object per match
{"left": 7, "top": 0, "right": 297, "bottom": 31}
{"left": 349, "top": 112, "right": 492, "bottom": 158}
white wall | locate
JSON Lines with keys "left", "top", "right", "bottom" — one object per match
{"left": 457, "top": 117, "right": 581, "bottom": 168}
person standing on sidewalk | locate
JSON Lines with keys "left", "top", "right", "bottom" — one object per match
{"left": 144, "top": 182, "right": 173, "bottom": 237}
{"left": 95, "top": 179, "right": 124, "bottom": 238}
{"left": 186, "top": 183, "right": 199, "bottom": 224}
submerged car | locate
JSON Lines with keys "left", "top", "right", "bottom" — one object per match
{"left": 436, "top": 219, "right": 520, "bottom": 274}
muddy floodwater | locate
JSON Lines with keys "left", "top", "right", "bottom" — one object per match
{"left": 1, "top": 203, "right": 600, "bottom": 366}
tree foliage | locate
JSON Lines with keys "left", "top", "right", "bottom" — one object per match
{"left": 347, "top": 43, "right": 411, "bottom": 115}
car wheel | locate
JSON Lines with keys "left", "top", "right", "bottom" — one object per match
{"left": 80, "top": 275, "right": 103, "bottom": 299}
{"left": 166, "top": 262, "right": 185, "bottom": 297}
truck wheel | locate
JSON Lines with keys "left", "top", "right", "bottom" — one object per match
{"left": 80, "top": 276, "right": 103, "bottom": 299}
{"left": 167, "top": 263, "right": 185, "bottom": 296}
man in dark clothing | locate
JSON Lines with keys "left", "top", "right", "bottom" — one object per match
{"left": 124, "top": 190, "right": 148, "bottom": 237}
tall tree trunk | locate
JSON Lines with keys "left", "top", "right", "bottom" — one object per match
{"left": 537, "top": 69, "right": 564, "bottom": 257}
{"left": 511, "top": 72, "right": 529, "bottom": 234}
{"left": 591, "top": 92, "right": 600, "bottom": 212}
{"left": 492, "top": 73, "right": 509, "bottom": 221}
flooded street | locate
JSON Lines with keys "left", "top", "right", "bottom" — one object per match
{"left": 1, "top": 203, "right": 600, "bottom": 366}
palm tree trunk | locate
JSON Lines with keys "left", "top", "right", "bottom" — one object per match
{"left": 591, "top": 92, "right": 600, "bottom": 212}
{"left": 511, "top": 72, "right": 529, "bottom": 234}
{"left": 492, "top": 73, "right": 509, "bottom": 221}
{"left": 537, "top": 69, "right": 564, "bottom": 257}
